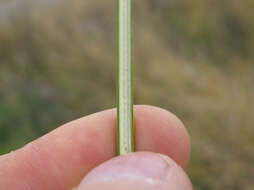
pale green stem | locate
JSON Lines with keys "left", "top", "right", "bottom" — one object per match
{"left": 117, "top": 0, "right": 134, "bottom": 155}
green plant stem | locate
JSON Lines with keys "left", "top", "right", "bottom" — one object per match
{"left": 117, "top": 0, "right": 134, "bottom": 155}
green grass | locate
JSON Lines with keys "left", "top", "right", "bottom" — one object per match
{"left": 117, "top": 0, "right": 134, "bottom": 155}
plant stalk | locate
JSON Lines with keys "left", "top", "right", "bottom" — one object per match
{"left": 117, "top": 0, "right": 134, "bottom": 155}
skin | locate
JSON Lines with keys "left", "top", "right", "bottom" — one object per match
{"left": 0, "top": 105, "right": 192, "bottom": 190}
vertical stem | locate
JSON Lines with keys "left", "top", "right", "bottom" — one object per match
{"left": 117, "top": 0, "right": 134, "bottom": 155}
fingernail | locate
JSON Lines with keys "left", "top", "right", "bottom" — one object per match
{"left": 77, "top": 152, "right": 192, "bottom": 190}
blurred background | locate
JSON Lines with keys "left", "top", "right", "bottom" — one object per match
{"left": 0, "top": 0, "right": 253, "bottom": 189}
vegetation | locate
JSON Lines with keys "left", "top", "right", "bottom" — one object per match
{"left": 0, "top": 0, "right": 253, "bottom": 189}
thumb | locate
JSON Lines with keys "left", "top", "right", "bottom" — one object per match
{"left": 77, "top": 152, "right": 192, "bottom": 190}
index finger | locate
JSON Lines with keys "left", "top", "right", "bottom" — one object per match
{"left": 0, "top": 105, "right": 190, "bottom": 190}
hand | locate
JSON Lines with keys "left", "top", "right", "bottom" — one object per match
{"left": 0, "top": 105, "right": 192, "bottom": 190}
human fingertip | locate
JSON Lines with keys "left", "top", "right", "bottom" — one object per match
{"left": 77, "top": 152, "right": 192, "bottom": 190}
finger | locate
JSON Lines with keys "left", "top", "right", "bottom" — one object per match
{"left": 78, "top": 152, "right": 193, "bottom": 190}
{"left": 0, "top": 105, "right": 190, "bottom": 190}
